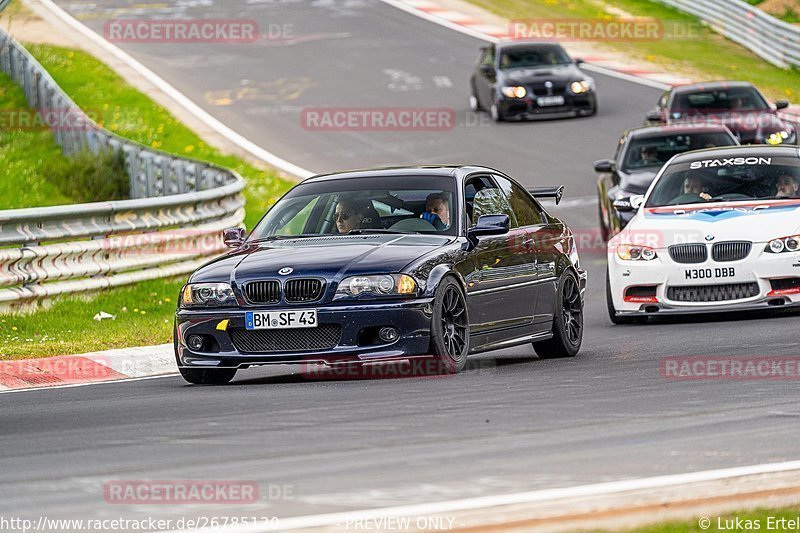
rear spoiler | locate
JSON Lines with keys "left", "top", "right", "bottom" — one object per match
{"left": 527, "top": 185, "right": 564, "bottom": 205}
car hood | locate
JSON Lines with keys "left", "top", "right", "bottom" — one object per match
{"left": 618, "top": 168, "right": 659, "bottom": 195}
{"left": 499, "top": 64, "right": 584, "bottom": 85}
{"left": 190, "top": 234, "right": 453, "bottom": 285}
{"left": 613, "top": 200, "right": 800, "bottom": 249}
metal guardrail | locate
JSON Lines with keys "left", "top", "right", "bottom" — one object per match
{"left": 0, "top": 26, "right": 245, "bottom": 307}
{"left": 655, "top": 0, "right": 800, "bottom": 69}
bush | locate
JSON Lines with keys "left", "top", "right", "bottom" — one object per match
{"left": 44, "top": 148, "right": 130, "bottom": 202}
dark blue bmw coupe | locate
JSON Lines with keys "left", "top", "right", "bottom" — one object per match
{"left": 174, "top": 166, "right": 586, "bottom": 384}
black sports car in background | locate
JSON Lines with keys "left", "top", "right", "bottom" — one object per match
{"left": 175, "top": 166, "right": 586, "bottom": 384}
{"left": 470, "top": 41, "right": 597, "bottom": 121}
{"left": 595, "top": 124, "right": 738, "bottom": 240}
{"left": 645, "top": 81, "right": 796, "bottom": 145}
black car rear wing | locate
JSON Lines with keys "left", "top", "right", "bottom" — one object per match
{"left": 527, "top": 185, "right": 564, "bottom": 205}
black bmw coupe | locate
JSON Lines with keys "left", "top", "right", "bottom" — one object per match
{"left": 470, "top": 42, "right": 597, "bottom": 121}
{"left": 174, "top": 166, "right": 586, "bottom": 384}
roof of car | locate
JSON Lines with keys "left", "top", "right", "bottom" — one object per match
{"left": 302, "top": 165, "right": 499, "bottom": 183}
{"left": 669, "top": 144, "right": 799, "bottom": 164}
{"left": 627, "top": 124, "right": 734, "bottom": 138}
{"left": 671, "top": 81, "right": 757, "bottom": 94}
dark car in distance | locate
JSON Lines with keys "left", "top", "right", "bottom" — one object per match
{"left": 175, "top": 166, "right": 587, "bottom": 384}
{"left": 470, "top": 42, "right": 597, "bottom": 121}
{"left": 595, "top": 124, "right": 739, "bottom": 240}
{"left": 645, "top": 81, "right": 796, "bottom": 145}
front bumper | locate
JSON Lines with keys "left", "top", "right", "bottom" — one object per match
{"left": 608, "top": 247, "right": 800, "bottom": 316}
{"left": 175, "top": 299, "right": 434, "bottom": 369}
{"left": 498, "top": 92, "right": 596, "bottom": 120}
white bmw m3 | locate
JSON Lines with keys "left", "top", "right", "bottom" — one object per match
{"left": 606, "top": 145, "right": 800, "bottom": 324}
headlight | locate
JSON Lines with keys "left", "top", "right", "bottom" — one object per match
{"left": 616, "top": 244, "right": 657, "bottom": 261}
{"left": 766, "top": 235, "right": 800, "bottom": 253}
{"left": 335, "top": 274, "right": 418, "bottom": 299}
{"left": 766, "top": 131, "right": 791, "bottom": 145}
{"left": 501, "top": 86, "right": 527, "bottom": 98}
{"left": 180, "top": 282, "right": 237, "bottom": 307}
{"left": 569, "top": 79, "right": 593, "bottom": 94}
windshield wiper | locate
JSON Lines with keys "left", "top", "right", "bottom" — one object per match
{"left": 249, "top": 234, "right": 322, "bottom": 244}
{"left": 347, "top": 229, "right": 417, "bottom": 235}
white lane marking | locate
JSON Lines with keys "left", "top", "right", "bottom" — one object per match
{"left": 35, "top": 0, "right": 316, "bottom": 179}
{"left": 377, "top": 0, "right": 672, "bottom": 91}
{"left": 167, "top": 460, "right": 800, "bottom": 532}
{"left": 0, "top": 373, "right": 179, "bottom": 395}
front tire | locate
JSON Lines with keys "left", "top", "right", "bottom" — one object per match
{"left": 533, "top": 270, "right": 583, "bottom": 358}
{"left": 430, "top": 277, "right": 470, "bottom": 373}
{"left": 490, "top": 102, "right": 504, "bottom": 122}
{"left": 469, "top": 84, "right": 482, "bottom": 111}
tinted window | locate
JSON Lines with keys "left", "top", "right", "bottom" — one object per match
{"left": 498, "top": 44, "right": 571, "bottom": 70}
{"left": 250, "top": 176, "right": 458, "bottom": 238}
{"left": 672, "top": 87, "right": 769, "bottom": 113}
{"left": 622, "top": 132, "right": 737, "bottom": 171}
{"left": 493, "top": 175, "right": 543, "bottom": 226}
{"left": 646, "top": 158, "right": 800, "bottom": 207}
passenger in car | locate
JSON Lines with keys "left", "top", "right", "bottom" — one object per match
{"left": 775, "top": 174, "right": 799, "bottom": 199}
{"left": 421, "top": 192, "right": 451, "bottom": 230}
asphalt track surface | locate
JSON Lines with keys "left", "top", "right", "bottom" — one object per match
{"left": 2, "top": 0, "right": 800, "bottom": 524}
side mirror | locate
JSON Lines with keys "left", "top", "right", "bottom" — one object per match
{"left": 574, "top": 57, "right": 585, "bottom": 65}
{"left": 222, "top": 227, "right": 246, "bottom": 248}
{"left": 467, "top": 214, "right": 509, "bottom": 243}
{"left": 775, "top": 100, "right": 790, "bottom": 110}
{"left": 612, "top": 195, "right": 644, "bottom": 213}
{"left": 593, "top": 159, "right": 616, "bottom": 173}
{"left": 645, "top": 110, "right": 664, "bottom": 123}
{"left": 479, "top": 64, "right": 494, "bottom": 75}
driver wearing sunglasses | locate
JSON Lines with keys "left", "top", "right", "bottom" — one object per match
{"left": 334, "top": 198, "right": 368, "bottom": 234}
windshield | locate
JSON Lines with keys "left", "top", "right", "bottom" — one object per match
{"left": 248, "top": 175, "right": 459, "bottom": 239}
{"left": 623, "top": 132, "right": 736, "bottom": 171}
{"left": 645, "top": 156, "right": 800, "bottom": 207}
{"left": 672, "top": 87, "right": 769, "bottom": 114}
{"left": 499, "top": 45, "right": 572, "bottom": 70}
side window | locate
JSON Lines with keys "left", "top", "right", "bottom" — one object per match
{"left": 493, "top": 175, "right": 542, "bottom": 227}
{"left": 465, "top": 174, "right": 517, "bottom": 228}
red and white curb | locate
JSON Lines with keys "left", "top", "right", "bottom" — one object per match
{"left": 0, "top": 344, "right": 174, "bottom": 391}
{"left": 385, "top": 0, "right": 693, "bottom": 88}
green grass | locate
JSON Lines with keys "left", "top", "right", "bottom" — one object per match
{"left": 0, "top": 277, "right": 184, "bottom": 360}
{"left": 596, "top": 507, "right": 800, "bottom": 532}
{"left": 468, "top": 0, "right": 800, "bottom": 101}
{"left": 26, "top": 44, "right": 293, "bottom": 228}
{"left": 0, "top": 72, "right": 75, "bottom": 209}
{"left": 0, "top": 43, "right": 294, "bottom": 359}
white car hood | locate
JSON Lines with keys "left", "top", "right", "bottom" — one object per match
{"left": 612, "top": 200, "right": 800, "bottom": 249}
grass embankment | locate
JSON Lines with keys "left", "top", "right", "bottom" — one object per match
{"left": 0, "top": 43, "right": 293, "bottom": 359}
{"left": 467, "top": 0, "right": 800, "bottom": 101}
{"left": 600, "top": 507, "right": 800, "bottom": 532}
